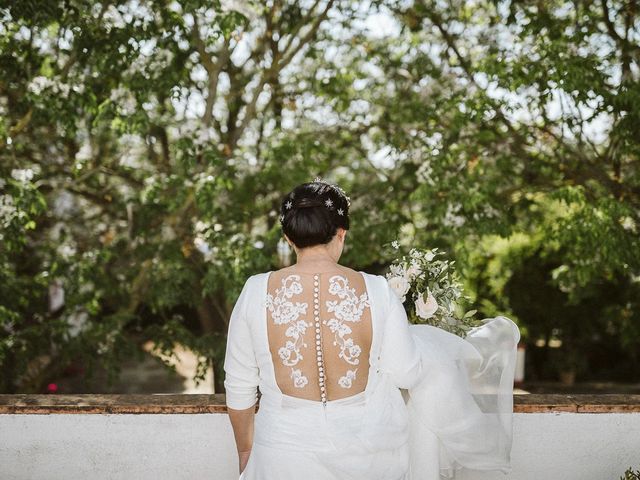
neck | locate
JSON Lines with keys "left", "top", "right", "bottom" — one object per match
{"left": 294, "top": 247, "right": 337, "bottom": 266}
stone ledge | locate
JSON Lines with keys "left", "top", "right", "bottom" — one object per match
{"left": 1, "top": 394, "right": 639, "bottom": 414}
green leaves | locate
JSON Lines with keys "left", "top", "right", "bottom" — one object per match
{"left": 1, "top": 0, "right": 638, "bottom": 392}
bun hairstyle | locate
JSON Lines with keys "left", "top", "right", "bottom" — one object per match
{"left": 279, "top": 179, "right": 351, "bottom": 249}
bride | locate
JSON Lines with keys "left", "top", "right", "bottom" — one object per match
{"left": 224, "top": 179, "right": 520, "bottom": 479}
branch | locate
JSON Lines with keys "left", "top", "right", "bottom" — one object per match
{"left": 60, "top": 2, "right": 110, "bottom": 80}
{"left": 279, "top": 0, "right": 322, "bottom": 56}
{"left": 423, "top": 4, "right": 640, "bottom": 207}
{"left": 279, "top": 0, "right": 335, "bottom": 69}
{"left": 600, "top": 0, "right": 640, "bottom": 63}
{"left": 191, "top": 19, "right": 231, "bottom": 127}
{"left": 601, "top": 0, "right": 625, "bottom": 43}
{"left": 226, "top": 0, "right": 336, "bottom": 152}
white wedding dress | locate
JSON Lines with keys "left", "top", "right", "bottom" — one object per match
{"left": 224, "top": 269, "right": 520, "bottom": 480}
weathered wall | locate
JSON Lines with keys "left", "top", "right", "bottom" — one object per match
{"left": 1, "top": 394, "right": 639, "bottom": 480}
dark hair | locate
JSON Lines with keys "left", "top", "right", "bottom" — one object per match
{"left": 279, "top": 180, "right": 350, "bottom": 249}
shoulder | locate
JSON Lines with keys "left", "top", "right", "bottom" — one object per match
{"left": 243, "top": 271, "right": 271, "bottom": 290}
{"left": 359, "top": 270, "right": 387, "bottom": 284}
{"left": 360, "top": 271, "right": 391, "bottom": 297}
{"left": 233, "top": 272, "right": 270, "bottom": 317}
{"left": 249, "top": 271, "right": 271, "bottom": 281}
{"left": 234, "top": 272, "right": 270, "bottom": 301}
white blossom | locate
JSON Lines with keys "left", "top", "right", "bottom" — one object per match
{"left": 109, "top": 87, "right": 137, "bottom": 116}
{"left": 27, "top": 76, "right": 54, "bottom": 95}
{"left": 415, "top": 290, "right": 438, "bottom": 320}
{"left": 406, "top": 261, "right": 422, "bottom": 279}
{"left": 416, "top": 159, "right": 436, "bottom": 186}
{"left": 194, "top": 235, "right": 214, "bottom": 261}
{"left": 26, "top": 75, "right": 70, "bottom": 98}
{"left": 10, "top": 168, "right": 34, "bottom": 183}
{"left": 443, "top": 202, "right": 466, "bottom": 228}
{"left": 103, "top": 5, "right": 126, "bottom": 29}
{"left": 75, "top": 143, "right": 92, "bottom": 162}
{"left": 57, "top": 242, "right": 77, "bottom": 259}
{"left": 387, "top": 276, "right": 410, "bottom": 302}
{"left": 194, "top": 220, "right": 210, "bottom": 233}
{"left": 620, "top": 216, "right": 637, "bottom": 233}
{"left": 66, "top": 309, "right": 89, "bottom": 338}
{"left": 0, "top": 206, "right": 18, "bottom": 238}
{"left": 389, "top": 263, "right": 407, "bottom": 278}
{"left": 220, "top": 0, "right": 261, "bottom": 20}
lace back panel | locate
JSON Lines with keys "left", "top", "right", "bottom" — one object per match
{"left": 265, "top": 269, "right": 372, "bottom": 404}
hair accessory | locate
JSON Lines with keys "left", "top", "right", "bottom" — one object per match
{"left": 312, "top": 176, "right": 351, "bottom": 208}
{"left": 279, "top": 178, "right": 351, "bottom": 225}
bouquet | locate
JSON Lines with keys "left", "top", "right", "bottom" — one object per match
{"left": 384, "top": 241, "right": 481, "bottom": 337}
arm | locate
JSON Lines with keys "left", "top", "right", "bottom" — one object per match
{"left": 223, "top": 277, "right": 260, "bottom": 474}
{"left": 379, "top": 276, "right": 423, "bottom": 389}
{"left": 228, "top": 405, "right": 255, "bottom": 473}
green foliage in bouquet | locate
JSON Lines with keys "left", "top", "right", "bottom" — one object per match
{"left": 384, "top": 242, "right": 481, "bottom": 337}
{"left": 619, "top": 467, "right": 640, "bottom": 480}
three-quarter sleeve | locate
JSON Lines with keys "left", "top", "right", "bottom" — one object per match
{"left": 379, "top": 276, "right": 424, "bottom": 389}
{"left": 223, "top": 276, "right": 260, "bottom": 410}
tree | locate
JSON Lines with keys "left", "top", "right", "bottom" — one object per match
{"left": 1, "top": 0, "right": 638, "bottom": 393}
{"left": 0, "top": 0, "right": 366, "bottom": 392}
{"left": 371, "top": 0, "right": 640, "bottom": 378}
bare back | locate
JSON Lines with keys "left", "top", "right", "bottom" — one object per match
{"left": 265, "top": 265, "right": 372, "bottom": 404}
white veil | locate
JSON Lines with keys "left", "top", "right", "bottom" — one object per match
{"left": 403, "top": 316, "right": 521, "bottom": 479}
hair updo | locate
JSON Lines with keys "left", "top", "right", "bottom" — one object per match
{"left": 279, "top": 180, "right": 351, "bottom": 249}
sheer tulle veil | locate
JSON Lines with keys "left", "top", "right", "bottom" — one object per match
{"left": 402, "top": 316, "right": 521, "bottom": 478}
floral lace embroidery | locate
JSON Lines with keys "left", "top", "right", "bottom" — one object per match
{"left": 266, "top": 274, "right": 310, "bottom": 388}
{"left": 325, "top": 275, "right": 371, "bottom": 389}
{"left": 338, "top": 368, "right": 358, "bottom": 388}
{"left": 291, "top": 368, "right": 308, "bottom": 388}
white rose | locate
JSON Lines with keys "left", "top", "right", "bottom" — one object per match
{"left": 388, "top": 276, "right": 410, "bottom": 302}
{"left": 415, "top": 289, "right": 438, "bottom": 319}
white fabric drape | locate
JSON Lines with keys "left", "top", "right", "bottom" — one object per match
{"left": 402, "top": 317, "right": 521, "bottom": 478}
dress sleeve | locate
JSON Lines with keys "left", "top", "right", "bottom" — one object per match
{"left": 378, "top": 276, "right": 424, "bottom": 389}
{"left": 223, "top": 275, "right": 260, "bottom": 410}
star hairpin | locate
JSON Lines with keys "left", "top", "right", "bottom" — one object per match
{"left": 285, "top": 200, "right": 293, "bottom": 209}
{"left": 325, "top": 198, "right": 333, "bottom": 207}
{"left": 279, "top": 214, "right": 285, "bottom": 222}
{"left": 337, "top": 208, "right": 344, "bottom": 216}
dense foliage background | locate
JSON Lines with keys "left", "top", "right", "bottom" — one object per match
{"left": 1, "top": 0, "right": 638, "bottom": 393}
